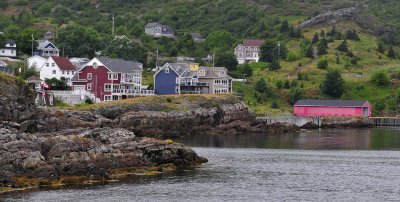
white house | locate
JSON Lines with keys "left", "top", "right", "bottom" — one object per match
{"left": 144, "top": 22, "right": 174, "bottom": 38}
{"left": 35, "top": 40, "right": 60, "bottom": 57}
{"left": 0, "top": 39, "right": 17, "bottom": 58}
{"left": 234, "top": 39, "right": 264, "bottom": 64}
{"left": 27, "top": 55, "right": 47, "bottom": 70}
{"left": 40, "top": 56, "right": 76, "bottom": 85}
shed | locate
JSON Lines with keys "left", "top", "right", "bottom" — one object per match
{"left": 294, "top": 100, "right": 372, "bottom": 117}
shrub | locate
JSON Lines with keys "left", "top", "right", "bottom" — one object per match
{"left": 255, "top": 78, "right": 267, "bottom": 93}
{"left": 370, "top": 71, "right": 390, "bottom": 86}
{"left": 269, "top": 60, "right": 281, "bottom": 71}
{"left": 317, "top": 58, "right": 328, "bottom": 69}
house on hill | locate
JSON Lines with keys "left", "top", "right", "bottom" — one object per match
{"left": 39, "top": 56, "right": 76, "bottom": 85}
{"left": 154, "top": 63, "right": 232, "bottom": 95}
{"left": 35, "top": 40, "right": 60, "bottom": 57}
{"left": 294, "top": 100, "right": 372, "bottom": 117}
{"left": 0, "top": 39, "right": 17, "bottom": 58}
{"left": 190, "top": 32, "right": 205, "bottom": 43}
{"left": 72, "top": 57, "right": 153, "bottom": 102}
{"left": 234, "top": 39, "right": 264, "bottom": 64}
{"left": 144, "top": 22, "right": 174, "bottom": 38}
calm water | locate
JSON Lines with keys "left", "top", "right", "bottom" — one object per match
{"left": 3, "top": 127, "right": 400, "bottom": 201}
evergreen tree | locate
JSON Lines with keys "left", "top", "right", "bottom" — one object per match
{"left": 284, "top": 80, "right": 290, "bottom": 89}
{"left": 255, "top": 78, "right": 267, "bottom": 93}
{"left": 327, "top": 26, "right": 337, "bottom": 37}
{"left": 260, "top": 40, "right": 287, "bottom": 62}
{"left": 317, "top": 38, "right": 328, "bottom": 55}
{"left": 320, "top": 30, "right": 326, "bottom": 38}
{"left": 377, "top": 42, "right": 385, "bottom": 54}
{"left": 280, "top": 20, "right": 289, "bottom": 33}
{"left": 317, "top": 58, "right": 328, "bottom": 69}
{"left": 305, "top": 44, "right": 314, "bottom": 58}
{"left": 312, "top": 32, "right": 319, "bottom": 44}
{"left": 269, "top": 60, "right": 281, "bottom": 71}
{"left": 321, "top": 70, "right": 345, "bottom": 97}
{"left": 238, "top": 63, "right": 253, "bottom": 77}
{"left": 336, "top": 54, "right": 340, "bottom": 64}
{"left": 370, "top": 71, "right": 390, "bottom": 86}
{"left": 346, "top": 30, "right": 360, "bottom": 41}
{"left": 289, "top": 87, "right": 304, "bottom": 105}
{"left": 336, "top": 40, "right": 349, "bottom": 52}
{"left": 388, "top": 46, "right": 396, "bottom": 59}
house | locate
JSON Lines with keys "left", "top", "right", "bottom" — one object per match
{"left": 0, "top": 39, "right": 17, "bottom": 58}
{"left": 294, "top": 100, "right": 372, "bottom": 117}
{"left": 72, "top": 57, "right": 152, "bottom": 102}
{"left": 154, "top": 63, "right": 232, "bottom": 95}
{"left": 144, "top": 22, "right": 174, "bottom": 38}
{"left": 190, "top": 32, "right": 205, "bottom": 43}
{"left": 69, "top": 57, "right": 90, "bottom": 70}
{"left": 39, "top": 56, "right": 76, "bottom": 85}
{"left": 35, "top": 40, "right": 60, "bottom": 57}
{"left": 27, "top": 55, "right": 47, "bottom": 70}
{"left": 234, "top": 39, "right": 264, "bottom": 64}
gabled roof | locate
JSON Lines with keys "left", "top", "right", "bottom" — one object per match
{"left": 145, "top": 22, "right": 160, "bottom": 28}
{"left": 6, "top": 39, "right": 15, "bottom": 45}
{"left": 97, "top": 57, "right": 143, "bottom": 73}
{"left": 161, "top": 25, "right": 174, "bottom": 34}
{"left": 37, "top": 40, "right": 59, "bottom": 51}
{"left": 51, "top": 56, "right": 75, "bottom": 71}
{"left": 294, "top": 100, "right": 369, "bottom": 107}
{"left": 243, "top": 39, "right": 264, "bottom": 47}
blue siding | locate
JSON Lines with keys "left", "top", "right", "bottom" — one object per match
{"left": 155, "top": 69, "right": 179, "bottom": 95}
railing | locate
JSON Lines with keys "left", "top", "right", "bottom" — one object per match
{"left": 181, "top": 90, "right": 203, "bottom": 94}
{"left": 49, "top": 90, "right": 101, "bottom": 103}
{"left": 180, "top": 82, "right": 209, "bottom": 86}
{"left": 112, "top": 89, "right": 155, "bottom": 95}
{"left": 120, "top": 78, "right": 141, "bottom": 83}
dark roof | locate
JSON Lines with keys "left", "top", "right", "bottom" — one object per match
{"left": 6, "top": 39, "right": 15, "bottom": 45}
{"left": 243, "top": 39, "right": 264, "bottom": 47}
{"left": 145, "top": 22, "right": 160, "bottom": 28}
{"left": 98, "top": 57, "right": 142, "bottom": 73}
{"left": 52, "top": 56, "right": 75, "bottom": 70}
{"left": 294, "top": 100, "right": 368, "bottom": 107}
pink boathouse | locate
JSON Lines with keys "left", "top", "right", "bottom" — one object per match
{"left": 294, "top": 100, "right": 372, "bottom": 117}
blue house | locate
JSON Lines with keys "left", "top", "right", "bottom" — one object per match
{"left": 35, "top": 40, "right": 60, "bottom": 57}
{"left": 154, "top": 63, "right": 232, "bottom": 95}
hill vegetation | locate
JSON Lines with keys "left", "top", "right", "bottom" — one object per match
{"left": 1, "top": 0, "right": 400, "bottom": 115}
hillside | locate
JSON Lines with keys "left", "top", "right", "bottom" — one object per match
{"left": 1, "top": 0, "right": 400, "bottom": 115}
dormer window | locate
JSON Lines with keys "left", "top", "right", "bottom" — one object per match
{"left": 221, "top": 70, "right": 225, "bottom": 75}
{"left": 165, "top": 68, "right": 169, "bottom": 73}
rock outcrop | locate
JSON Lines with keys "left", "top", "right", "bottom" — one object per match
{"left": 299, "top": 7, "right": 359, "bottom": 28}
{"left": 0, "top": 127, "right": 207, "bottom": 190}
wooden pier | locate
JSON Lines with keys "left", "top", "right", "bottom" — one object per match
{"left": 370, "top": 117, "right": 400, "bottom": 126}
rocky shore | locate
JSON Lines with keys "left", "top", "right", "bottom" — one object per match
{"left": 0, "top": 127, "right": 206, "bottom": 193}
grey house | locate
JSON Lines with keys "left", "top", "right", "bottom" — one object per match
{"left": 144, "top": 22, "right": 174, "bottom": 38}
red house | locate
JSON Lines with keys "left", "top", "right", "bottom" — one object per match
{"left": 294, "top": 100, "right": 372, "bottom": 117}
{"left": 72, "top": 57, "right": 146, "bottom": 102}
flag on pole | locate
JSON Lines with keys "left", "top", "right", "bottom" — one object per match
{"left": 41, "top": 81, "right": 50, "bottom": 89}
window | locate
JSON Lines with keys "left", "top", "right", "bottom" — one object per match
{"left": 93, "top": 62, "right": 98, "bottom": 69}
{"left": 165, "top": 68, "right": 169, "bottom": 73}
{"left": 221, "top": 70, "right": 225, "bottom": 76}
{"left": 67, "top": 71, "right": 70, "bottom": 75}
{"left": 104, "top": 84, "right": 112, "bottom": 92}
{"left": 52, "top": 63, "right": 55, "bottom": 67}
{"left": 87, "top": 73, "right": 92, "bottom": 80}
{"left": 108, "top": 73, "right": 118, "bottom": 80}
{"left": 46, "top": 63, "right": 49, "bottom": 67}
{"left": 87, "top": 83, "right": 92, "bottom": 90}
{"left": 175, "top": 86, "right": 179, "bottom": 93}
{"left": 104, "top": 95, "right": 112, "bottom": 101}
{"left": 72, "top": 71, "right": 74, "bottom": 75}
{"left": 11, "top": 50, "right": 13, "bottom": 54}
{"left": 62, "top": 70, "right": 65, "bottom": 74}
{"left": 52, "top": 70, "right": 56, "bottom": 74}
{"left": 176, "top": 77, "right": 180, "bottom": 84}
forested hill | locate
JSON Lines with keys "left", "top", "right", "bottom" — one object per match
{"left": 2, "top": 0, "right": 400, "bottom": 115}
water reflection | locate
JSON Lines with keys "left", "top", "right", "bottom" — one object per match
{"left": 171, "top": 127, "right": 400, "bottom": 150}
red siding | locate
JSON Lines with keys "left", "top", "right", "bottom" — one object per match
{"left": 294, "top": 106, "right": 371, "bottom": 117}
{"left": 74, "top": 66, "right": 120, "bottom": 101}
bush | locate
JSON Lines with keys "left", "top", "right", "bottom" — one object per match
{"left": 371, "top": 71, "right": 390, "bottom": 86}
{"left": 269, "top": 60, "right": 281, "bottom": 71}
{"left": 336, "top": 40, "right": 348, "bottom": 52}
{"left": 317, "top": 58, "right": 328, "bottom": 69}
{"left": 271, "top": 100, "right": 279, "bottom": 108}
{"left": 275, "top": 80, "right": 284, "bottom": 89}
{"left": 255, "top": 78, "right": 267, "bottom": 93}
{"left": 84, "top": 98, "right": 94, "bottom": 104}
{"left": 283, "top": 80, "right": 290, "bottom": 89}
{"left": 289, "top": 87, "right": 304, "bottom": 105}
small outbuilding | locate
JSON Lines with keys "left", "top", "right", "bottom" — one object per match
{"left": 294, "top": 100, "right": 372, "bottom": 117}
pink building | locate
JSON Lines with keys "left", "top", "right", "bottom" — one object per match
{"left": 294, "top": 100, "right": 372, "bottom": 117}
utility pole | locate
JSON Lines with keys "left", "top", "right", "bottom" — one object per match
{"left": 31, "top": 34, "right": 34, "bottom": 56}
{"left": 155, "top": 48, "right": 159, "bottom": 70}
{"left": 212, "top": 51, "right": 216, "bottom": 67}
{"left": 277, "top": 42, "right": 281, "bottom": 61}
{"left": 112, "top": 13, "right": 115, "bottom": 36}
